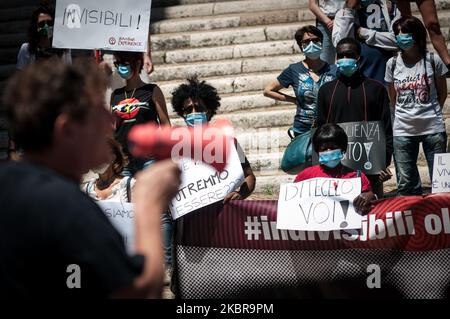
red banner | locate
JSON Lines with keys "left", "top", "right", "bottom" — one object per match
{"left": 174, "top": 194, "right": 450, "bottom": 299}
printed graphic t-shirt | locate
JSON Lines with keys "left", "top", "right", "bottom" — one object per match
{"left": 278, "top": 62, "right": 337, "bottom": 134}
{"left": 385, "top": 53, "right": 448, "bottom": 136}
{"left": 111, "top": 84, "right": 159, "bottom": 158}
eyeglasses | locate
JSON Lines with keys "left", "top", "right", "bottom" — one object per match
{"left": 301, "top": 38, "right": 321, "bottom": 46}
{"left": 37, "top": 20, "right": 54, "bottom": 28}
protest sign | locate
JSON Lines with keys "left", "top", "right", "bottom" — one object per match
{"left": 97, "top": 201, "right": 135, "bottom": 254}
{"left": 277, "top": 178, "right": 362, "bottom": 231}
{"left": 53, "top": 0, "right": 151, "bottom": 51}
{"left": 338, "top": 121, "right": 386, "bottom": 174}
{"left": 169, "top": 144, "right": 244, "bottom": 220}
{"left": 432, "top": 153, "right": 450, "bottom": 194}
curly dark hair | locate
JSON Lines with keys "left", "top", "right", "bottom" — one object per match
{"left": 171, "top": 77, "right": 221, "bottom": 120}
{"left": 3, "top": 58, "right": 108, "bottom": 152}
{"left": 109, "top": 137, "right": 129, "bottom": 176}
{"left": 28, "top": 2, "right": 55, "bottom": 54}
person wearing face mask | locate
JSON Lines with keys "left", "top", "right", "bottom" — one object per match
{"left": 332, "top": 0, "right": 400, "bottom": 84}
{"left": 264, "top": 25, "right": 337, "bottom": 136}
{"left": 172, "top": 77, "right": 256, "bottom": 203}
{"left": 111, "top": 51, "right": 170, "bottom": 177}
{"left": 295, "top": 123, "right": 375, "bottom": 214}
{"left": 316, "top": 37, "right": 393, "bottom": 199}
{"left": 385, "top": 16, "right": 448, "bottom": 196}
{"left": 17, "top": 3, "right": 71, "bottom": 70}
{"left": 84, "top": 138, "right": 135, "bottom": 203}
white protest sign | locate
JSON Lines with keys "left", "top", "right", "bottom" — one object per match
{"left": 97, "top": 201, "right": 135, "bottom": 254}
{"left": 277, "top": 178, "right": 362, "bottom": 231}
{"left": 169, "top": 144, "right": 245, "bottom": 220}
{"left": 53, "top": 0, "right": 151, "bottom": 51}
{"left": 432, "top": 153, "right": 450, "bottom": 194}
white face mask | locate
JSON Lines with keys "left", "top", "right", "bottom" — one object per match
{"left": 92, "top": 163, "right": 109, "bottom": 175}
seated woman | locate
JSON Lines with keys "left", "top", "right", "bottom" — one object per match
{"left": 171, "top": 77, "right": 256, "bottom": 202}
{"left": 84, "top": 138, "right": 134, "bottom": 203}
{"left": 295, "top": 123, "right": 375, "bottom": 214}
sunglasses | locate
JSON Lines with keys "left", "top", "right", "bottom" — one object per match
{"left": 301, "top": 38, "right": 321, "bottom": 46}
{"left": 37, "top": 20, "right": 54, "bottom": 28}
{"left": 113, "top": 61, "right": 131, "bottom": 68}
{"left": 184, "top": 103, "right": 207, "bottom": 115}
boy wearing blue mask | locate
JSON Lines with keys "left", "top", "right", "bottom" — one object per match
{"left": 171, "top": 77, "right": 256, "bottom": 203}
{"left": 316, "top": 38, "right": 393, "bottom": 198}
{"left": 295, "top": 123, "right": 375, "bottom": 214}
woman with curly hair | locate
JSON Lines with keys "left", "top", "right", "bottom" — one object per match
{"left": 84, "top": 137, "right": 135, "bottom": 203}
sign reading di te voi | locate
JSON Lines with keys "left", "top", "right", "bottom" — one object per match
{"left": 53, "top": 0, "right": 151, "bottom": 52}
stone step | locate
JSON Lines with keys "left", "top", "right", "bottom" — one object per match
{"left": 167, "top": 89, "right": 291, "bottom": 117}
{"left": 150, "top": 8, "right": 314, "bottom": 34}
{"left": 152, "top": 0, "right": 246, "bottom": 7}
{"left": 170, "top": 106, "right": 296, "bottom": 129}
{"left": 151, "top": 0, "right": 308, "bottom": 21}
{"left": 151, "top": 54, "right": 299, "bottom": 81}
{"left": 151, "top": 21, "right": 308, "bottom": 51}
{"left": 158, "top": 40, "right": 299, "bottom": 64}
{"left": 252, "top": 164, "right": 432, "bottom": 195}
{"left": 151, "top": 5, "right": 450, "bottom": 35}
{"left": 158, "top": 71, "right": 279, "bottom": 97}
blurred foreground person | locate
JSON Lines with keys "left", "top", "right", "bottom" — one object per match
{"left": 0, "top": 59, "right": 180, "bottom": 298}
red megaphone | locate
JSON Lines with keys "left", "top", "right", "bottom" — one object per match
{"left": 127, "top": 120, "right": 235, "bottom": 172}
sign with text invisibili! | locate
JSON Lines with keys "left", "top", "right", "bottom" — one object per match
{"left": 432, "top": 153, "right": 450, "bottom": 194}
{"left": 277, "top": 178, "right": 362, "bottom": 231}
{"left": 53, "top": 0, "right": 151, "bottom": 51}
{"left": 338, "top": 121, "right": 386, "bottom": 175}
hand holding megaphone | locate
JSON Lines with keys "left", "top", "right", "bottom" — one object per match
{"left": 127, "top": 120, "right": 235, "bottom": 172}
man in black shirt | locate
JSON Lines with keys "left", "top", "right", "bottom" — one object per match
{"left": 0, "top": 59, "right": 180, "bottom": 298}
{"left": 317, "top": 37, "right": 393, "bottom": 198}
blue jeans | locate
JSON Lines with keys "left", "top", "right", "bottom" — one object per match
{"left": 316, "top": 20, "right": 336, "bottom": 65}
{"left": 123, "top": 157, "right": 173, "bottom": 267}
{"left": 393, "top": 132, "right": 447, "bottom": 196}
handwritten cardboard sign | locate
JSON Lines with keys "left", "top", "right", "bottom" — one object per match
{"left": 53, "top": 0, "right": 151, "bottom": 51}
{"left": 277, "top": 178, "right": 362, "bottom": 231}
{"left": 169, "top": 144, "right": 244, "bottom": 220}
{"left": 97, "top": 201, "right": 135, "bottom": 254}
{"left": 339, "top": 121, "right": 386, "bottom": 174}
{"left": 432, "top": 153, "right": 450, "bottom": 194}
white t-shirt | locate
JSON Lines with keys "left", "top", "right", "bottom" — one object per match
{"left": 16, "top": 43, "right": 72, "bottom": 70}
{"left": 384, "top": 52, "right": 448, "bottom": 137}
{"left": 318, "top": 0, "right": 346, "bottom": 17}
{"left": 84, "top": 177, "right": 135, "bottom": 203}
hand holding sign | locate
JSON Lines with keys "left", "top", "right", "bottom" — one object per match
{"left": 277, "top": 178, "right": 362, "bottom": 231}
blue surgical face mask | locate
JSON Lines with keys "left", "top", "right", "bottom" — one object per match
{"left": 396, "top": 34, "right": 414, "bottom": 51}
{"left": 117, "top": 64, "right": 133, "bottom": 80}
{"left": 185, "top": 112, "right": 208, "bottom": 126}
{"left": 319, "top": 149, "right": 344, "bottom": 168}
{"left": 303, "top": 41, "right": 322, "bottom": 59}
{"left": 336, "top": 58, "right": 358, "bottom": 77}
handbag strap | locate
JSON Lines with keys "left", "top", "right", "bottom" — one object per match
{"left": 287, "top": 128, "right": 296, "bottom": 140}
{"left": 327, "top": 79, "right": 368, "bottom": 122}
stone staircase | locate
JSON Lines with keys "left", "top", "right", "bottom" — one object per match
{"left": 145, "top": 0, "right": 450, "bottom": 197}
{"left": 0, "top": 0, "right": 449, "bottom": 196}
